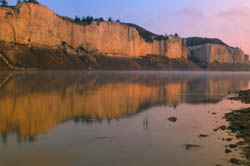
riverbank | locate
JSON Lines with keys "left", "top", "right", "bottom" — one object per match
{"left": 224, "top": 90, "right": 250, "bottom": 165}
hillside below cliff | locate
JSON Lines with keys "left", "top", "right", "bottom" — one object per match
{"left": 0, "top": 2, "right": 249, "bottom": 71}
{"left": 0, "top": 40, "right": 200, "bottom": 70}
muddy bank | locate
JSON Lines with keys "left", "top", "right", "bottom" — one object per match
{"left": 225, "top": 89, "right": 250, "bottom": 165}
{"left": 229, "top": 89, "right": 250, "bottom": 104}
{"left": 224, "top": 108, "right": 250, "bottom": 165}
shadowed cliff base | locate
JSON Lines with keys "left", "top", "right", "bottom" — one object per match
{"left": 1, "top": 40, "right": 250, "bottom": 71}
{"left": 206, "top": 63, "right": 250, "bottom": 71}
{"left": 0, "top": 41, "right": 201, "bottom": 70}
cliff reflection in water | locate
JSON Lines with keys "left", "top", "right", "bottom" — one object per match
{"left": 0, "top": 71, "right": 248, "bottom": 143}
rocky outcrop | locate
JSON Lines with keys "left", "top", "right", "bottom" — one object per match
{"left": 187, "top": 37, "right": 248, "bottom": 65}
{"left": 0, "top": 3, "right": 187, "bottom": 59}
{"left": 188, "top": 44, "right": 247, "bottom": 64}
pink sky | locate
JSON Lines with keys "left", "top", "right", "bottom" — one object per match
{"left": 139, "top": 0, "right": 250, "bottom": 55}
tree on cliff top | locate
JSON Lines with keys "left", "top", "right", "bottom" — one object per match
{"left": 95, "top": 17, "right": 104, "bottom": 22}
{"left": 108, "top": 17, "right": 113, "bottom": 22}
{"left": 85, "top": 16, "right": 94, "bottom": 24}
{"left": 18, "top": 0, "right": 39, "bottom": 4}
{"left": 0, "top": 0, "right": 8, "bottom": 6}
{"left": 74, "top": 15, "right": 81, "bottom": 22}
{"left": 28, "top": 0, "right": 39, "bottom": 4}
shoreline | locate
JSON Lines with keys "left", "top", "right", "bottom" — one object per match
{"left": 223, "top": 90, "right": 250, "bottom": 165}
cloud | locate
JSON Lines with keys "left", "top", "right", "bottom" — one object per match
{"left": 212, "top": 8, "right": 250, "bottom": 54}
{"left": 216, "top": 8, "right": 249, "bottom": 19}
{"left": 177, "top": 7, "right": 204, "bottom": 19}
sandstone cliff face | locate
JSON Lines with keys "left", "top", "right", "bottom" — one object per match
{"left": 0, "top": 3, "right": 187, "bottom": 59}
{"left": 188, "top": 43, "right": 248, "bottom": 64}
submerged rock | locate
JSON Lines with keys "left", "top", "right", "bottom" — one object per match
{"left": 185, "top": 144, "right": 201, "bottom": 150}
{"left": 225, "top": 149, "right": 232, "bottom": 153}
{"left": 229, "top": 144, "right": 238, "bottom": 149}
{"left": 214, "top": 125, "right": 227, "bottom": 132}
{"left": 198, "top": 134, "right": 209, "bottom": 138}
{"left": 225, "top": 138, "right": 233, "bottom": 142}
{"left": 168, "top": 117, "right": 177, "bottom": 122}
{"left": 230, "top": 158, "right": 243, "bottom": 165}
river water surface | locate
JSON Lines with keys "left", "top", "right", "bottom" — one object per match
{"left": 0, "top": 71, "right": 250, "bottom": 166}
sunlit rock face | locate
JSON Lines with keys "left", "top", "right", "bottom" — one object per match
{"left": 0, "top": 3, "right": 187, "bottom": 59}
{"left": 188, "top": 44, "right": 247, "bottom": 64}
{"left": 0, "top": 71, "right": 248, "bottom": 141}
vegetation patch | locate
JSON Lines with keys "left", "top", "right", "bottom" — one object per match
{"left": 229, "top": 89, "right": 250, "bottom": 104}
{"left": 186, "top": 37, "right": 228, "bottom": 47}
